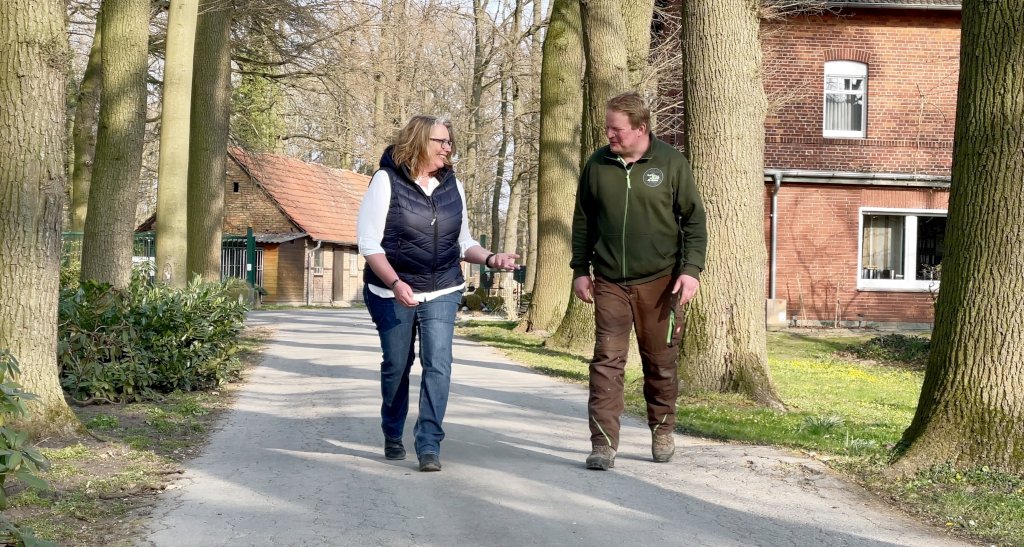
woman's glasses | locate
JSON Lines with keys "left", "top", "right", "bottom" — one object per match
{"left": 429, "top": 138, "right": 453, "bottom": 147}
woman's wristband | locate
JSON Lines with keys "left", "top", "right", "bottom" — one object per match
{"left": 390, "top": 278, "right": 401, "bottom": 290}
{"left": 485, "top": 253, "right": 496, "bottom": 268}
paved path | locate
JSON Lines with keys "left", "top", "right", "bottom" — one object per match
{"left": 141, "top": 309, "right": 965, "bottom": 547}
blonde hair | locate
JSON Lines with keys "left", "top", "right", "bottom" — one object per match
{"left": 391, "top": 115, "right": 455, "bottom": 177}
{"left": 606, "top": 92, "right": 651, "bottom": 131}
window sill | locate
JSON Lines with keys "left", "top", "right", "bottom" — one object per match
{"left": 823, "top": 132, "right": 866, "bottom": 139}
{"left": 857, "top": 282, "right": 939, "bottom": 293}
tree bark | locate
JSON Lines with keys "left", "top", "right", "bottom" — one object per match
{"left": 893, "top": 0, "right": 1024, "bottom": 475}
{"left": 621, "top": 0, "right": 654, "bottom": 92}
{"left": 186, "top": 0, "right": 232, "bottom": 281}
{"left": 679, "top": 0, "right": 783, "bottom": 409}
{"left": 521, "top": 0, "right": 583, "bottom": 334}
{"left": 491, "top": 72, "right": 510, "bottom": 252}
{"left": 70, "top": 12, "right": 103, "bottom": 232}
{"left": 548, "top": 0, "right": 633, "bottom": 352}
{"left": 80, "top": 0, "right": 150, "bottom": 288}
{"left": 155, "top": 0, "right": 200, "bottom": 288}
{"left": 0, "top": 0, "right": 79, "bottom": 435}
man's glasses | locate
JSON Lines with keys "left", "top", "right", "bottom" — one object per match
{"left": 429, "top": 138, "right": 453, "bottom": 147}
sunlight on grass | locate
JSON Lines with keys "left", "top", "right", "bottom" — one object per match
{"left": 457, "top": 321, "right": 1023, "bottom": 546}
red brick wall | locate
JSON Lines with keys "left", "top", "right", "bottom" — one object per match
{"left": 224, "top": 160, "right": 299, "bottom": 235}
{"left": 765, "top": 183, "right": 949, "bottom": 325}
{"left": 762, "top": 9, "right": 961, "bottom": 175}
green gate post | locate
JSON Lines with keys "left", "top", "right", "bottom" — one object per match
{"left": 246, "top": 227, "right": 256, "bottom": 286}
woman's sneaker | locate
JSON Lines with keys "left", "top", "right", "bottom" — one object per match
{"left": 384, "top": 439, "right": 406, "bottom": 460}
{"left": 418, "top": 453, "right": 442, "bottom": 472}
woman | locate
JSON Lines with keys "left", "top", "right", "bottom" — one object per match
{"left": 357, "top": 115, "right": 518, "bottom": 472}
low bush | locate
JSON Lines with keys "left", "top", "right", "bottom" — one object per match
{"left": 844, "top": 334, "right": 931, "bottom": 368}
{"left": 463, "top": 293, "right": 483, "bottom": 311}
{"left": 58, "top": 273, "right": 249, "bottom": 403}
{"left": 482, "top": 295, "right": 504, "bottom": 312}
{"left": 0, "top": 350, "right": 51, "bottom": 545}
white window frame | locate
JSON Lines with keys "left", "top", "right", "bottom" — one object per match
{"left": 349, "top": 252, "right": 358, "bottom": 277}
{"left": 312, "top": 247, "right": 324, "bottom": 276}
{"left": 823, "top": 60, "right": 867, "bottom": 139}
{"left": 856, "top": 207, "right": 946, "bottom": 292}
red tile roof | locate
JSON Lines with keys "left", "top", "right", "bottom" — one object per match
{"left": 229, "top": 148, "right": 370, "bottom": 245}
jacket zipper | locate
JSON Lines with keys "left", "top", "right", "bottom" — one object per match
{"left": 430, "top": 198, "right": 438, "bottom": 291}
{"left": 618, "top": 158, "right": 633, "bottom": 279}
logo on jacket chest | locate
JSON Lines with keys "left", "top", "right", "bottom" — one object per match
{"left": 643, "top": 168, "right": 665, "bottom": 188}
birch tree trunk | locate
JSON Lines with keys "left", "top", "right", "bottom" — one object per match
{"left": 155, "top": 0, "right": 200, "bottom": 287}
{"left": 522, "top": 0, "right": 583, "bottom": 334}
{"left": 80, "top": 0, "right": 150, "bottom": 287}
{"left": 0, "top": 0, "right": 79, "bottom": 434}
{"left": 680, "top": 0, "right": 783, "bottom": 409}
{"left": 186, "top": 0, "right": 232, "bottom": 281}
{"left": 893, "top": 0, "right": 1024, "bottom": 475}
{"left": 70, "top": 13, "right": 103, "bottom": 232}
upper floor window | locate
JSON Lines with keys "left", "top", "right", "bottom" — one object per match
{"left": 824, "top": 61, "right": 867, "bottom": 138}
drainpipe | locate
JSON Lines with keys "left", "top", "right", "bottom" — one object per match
{"left": 768, "top": 171, "right": 783, "bottom": 300}
{"left": 307, "top": 239, "right": 322, "bottom": 306}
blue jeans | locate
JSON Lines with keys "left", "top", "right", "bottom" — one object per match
{"left": 364, "top": 286, "right": 461, "bottom": 457}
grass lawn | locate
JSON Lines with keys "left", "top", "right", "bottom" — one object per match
{"left": 457, "top": 321, "right": 1024, "bottom": 547}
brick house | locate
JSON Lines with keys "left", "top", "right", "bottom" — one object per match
{"left": 759, "top": 0, "right": 961, "bottom": 328}
{"left": 222, "top": 148, "right": 370, "bottom": 306}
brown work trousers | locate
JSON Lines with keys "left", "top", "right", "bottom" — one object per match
{"left": 589, "top": 274, "right": 684, "bottom": 450}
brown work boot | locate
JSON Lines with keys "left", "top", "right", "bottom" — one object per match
{"left": 585, "top": 445, "right": 616, "bottom": 470}
{"left": 652, "top": 431, "right": 675, "bottom": 463}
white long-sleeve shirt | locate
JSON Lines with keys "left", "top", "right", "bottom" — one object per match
{"left": 356, "top": 169, "right": 480, "bottom": 301}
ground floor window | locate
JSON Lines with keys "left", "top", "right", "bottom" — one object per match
{"left": 222, "top": 247, "right": 264, "bottom": 287}
{"left": 858, "top": 208, "right": 945, "bottom": 291}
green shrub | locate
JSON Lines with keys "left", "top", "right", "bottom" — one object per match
{"left": 482, "top": 295, "right": 504, "bottom": 312}
{"left": 463, "top": 293, "right": 483, "bottom": 311}
{"left": 0, "top": 350, "right": 50, "bottom": 510}
{"left": 58, "top": 272, "right": 249, "bottom": 403}
{"left": 845, "top": 334, "right": 930, "bottom": 367}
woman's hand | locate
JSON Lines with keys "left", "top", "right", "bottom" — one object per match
{"left": 488, "top": 252, "right": 520, "bottom": 271}
{"left": 392, "top": 280, "right": 419, "bottom": 307}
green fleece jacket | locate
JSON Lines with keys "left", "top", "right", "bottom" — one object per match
{"left": 570, "top": 134, "right": 707, "bottom": 285}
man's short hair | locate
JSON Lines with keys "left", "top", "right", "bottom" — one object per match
{"left": 606, "top": 92, "right": 651, "bottom": 131}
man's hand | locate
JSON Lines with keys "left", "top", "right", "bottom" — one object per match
{"left": 573, "top": 275, "right": 594, "bottom": 304}
{"left": 671, "top": 274, "right": 700, "bottom": 305}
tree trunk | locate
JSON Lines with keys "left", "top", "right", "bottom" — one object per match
{"left": 464, "top": 0, "right": 490, "bottom": 239}
{"left": 155, "top": 0, "right": 200, "bottom": 288}
{"left": 522, "top": 0, "right": 583, "bottom": 334}
{"left": 548, "top": 0, "right": 632, "bottom": 352}
{"left": 893, "top": 0, "right": 1024, "bottom": 476}
{"left": 680, "top": 0, "right": 783, "bottom": 409}
{"left": 491, "top": 72, "right": 510, "bottom": 252}
{"left": 0, "top": 0, "right": 79, "bottom": 435}
{"left": 186, "top": 0, "right": 232, "bottom": 281}
{"left": 70, "top": 12, "right": 103, "bottom": 232}
{"left": 522, "top": 0, "right": 544, "bottom": 298}
{"left": 621, "top": 0, "right": 654, "bottom": 92}
{"left": 80, "top": 0, "right": 150, "bottom": 288}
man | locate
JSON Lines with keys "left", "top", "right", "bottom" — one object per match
{"left": 570, "top": 92, "right": 707, "bottom": 470}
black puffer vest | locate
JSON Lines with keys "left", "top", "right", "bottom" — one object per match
{"left": 363, "top": 147, "right": 466, "bottom": 293}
